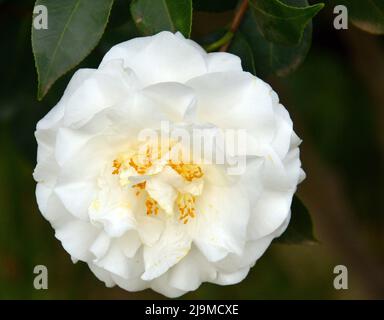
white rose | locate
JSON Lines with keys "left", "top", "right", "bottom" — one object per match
{"left": 33, "top": 31, "right": 305, "bottom": 297}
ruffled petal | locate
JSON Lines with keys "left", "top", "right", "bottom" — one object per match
{"left": 186, "top": 72, "right": 275, "bottom": 144}
{"left": 206, "top": 52, "right": 242, "bottom": 73}
{"left": 168, "top": 247, "right": 216, "bottom": 292}
{"left": 55, "top": 219, "right": 99, "bottom": 261}
{"left": 192, "top": 183, "right": 250, "bottom": 261}
{"left": 100, "top": 31, "right": 207, "bottom": 86}
{"left": 142, "top": 221, "right": 191, "bottom": 281}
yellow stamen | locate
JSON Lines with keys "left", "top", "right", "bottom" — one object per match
{"left": 168, "top": 161, "right": 203, "bottom": 181}
{"left": 129, "top": 145, "right": 153, "bottom": 174}
{"left": 112, "top": 159, "right": 121, "bottom": 175}
{"left": 111, "top": 142, "right": 204, "bottom": 222}
{"left": 177, "top": 193, "right": 196, "bottom": 224}
{"left": 132, "top": 181, "right": 146, "bottom": 196}
{"left": 145, "top": 197, "right": 159, "bottom": 216}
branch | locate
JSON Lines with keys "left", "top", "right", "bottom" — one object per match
{"left": 219, "top": 0, "right": 249, "bottom": 52}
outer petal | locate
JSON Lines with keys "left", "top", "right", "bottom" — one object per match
{"left": 214, "top": 267, "right": 250, "bottom": 286}
{"left": 186, "top": 72, "right": 275, "bottom": 145}
{"left": 95, "top": 240, "right": 144, "bottom": 279}
{"left": 38, "top": 192, "right": 72, "bottom": 228}
{"left": 168, "top": 247, "right": 217, "bottom": 292}
{"left": 150, "top": 272, "right": 186, "bottom": 298}
{"left": 100, "top": 31, "right": 207, "bottom": 86}
{"left": 90, "top": 231, "right": 111, "bottom": 261}
{"left": 54, "top": 181, "right": 97, "bottom": 221}
{"left": 206, "top": 52, "right": 242, "bottom": 73}
{"left": 248, "top": 190, "right": 293, "bottom": 240}
{"left": 55, "top": 220, "right": 99, "bottom": 261}
{"left": 88, "top": 263, "right": 115, "bottom": 288}
{"left": 63, "top": 60, "right": 135, "bottom": 128}
{"left": 111, "top": 273, "right": 148, "bottom": 292}
{"left": 271, "top": 103, "right": 293, "bottom": 159}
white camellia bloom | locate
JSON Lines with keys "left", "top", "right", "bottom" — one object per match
{"left": 33, "top": 31, "right": 305, "bottom": 297}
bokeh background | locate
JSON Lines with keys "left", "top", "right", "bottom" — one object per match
{"left": 0, "top": 0, "right": 383, "bottom": 299}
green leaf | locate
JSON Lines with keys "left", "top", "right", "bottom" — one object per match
{"left": 228, "top": 31, "right": 256, "bottom": 74}
{"left": 230, "top": 0, "right": 316, "bottom": 78}
{"left": 249, "top": 0, "right": 324, "bottom": 46}
{"left": 338, "top": 0, "right": 384, "bottom": 35}
{"left": 130, "top": 0, "right": 192, "bottom": 37}
{"left": 274, "top": 196, "right": 318, "bottom": 245}
{"left": 193, "top": 0, "right": 238, "bottom": 12}
{"left": 32, "top": 0, "right": 114, "bottom": 100}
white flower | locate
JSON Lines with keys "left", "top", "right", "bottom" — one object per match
{"left": 33, "top": 31, "right": 305, "bottom": 297}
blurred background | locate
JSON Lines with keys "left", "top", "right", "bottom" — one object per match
{"left": 0, "top": 0, "right": 383, "bottom": 299}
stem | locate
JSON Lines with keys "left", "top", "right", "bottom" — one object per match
{"left": 219, "top": 0, "right": 249, "bottom": 52}
{"left": 204, "top": 31, "right": 234, "bottom": 53}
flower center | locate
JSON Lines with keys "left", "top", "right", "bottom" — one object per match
{"left": 111, "top": 141, "right": 204, "bottom": 223}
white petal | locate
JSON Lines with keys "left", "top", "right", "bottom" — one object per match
{"left": 206, "top": 52, "right": 242, "bottom": 72}
{"left": 186, "top": 72, "right": 275, "bottom": 144}
{"left": 150, "top": 273, "right": 186, "bottom": 298}
{"left": 90, "top": 231, "right": 111, "bottom": 260}
{"left": 100, "top": 31, "right": 207, "bottom": 86}
{"left": 55, "top": 181, "right": 97, "bottom": 220}
{"left": 36, "top": 101, "right": 65, "bottom": 131}
{"left": 260, "top": 146, "right": 292, "bottom": 190}
{"left": 283, "top": 146, "right": 305, "bottom": 187}
{"left": 55, "top": 220, "right": 99, "bottom": 261}
{"left": 63, "top": 61, "right": 133, "bottom": 128}
{"left": 214, "top": 267, "right": 250, "bottom": 285}
{"left": 35, "top": 183, "right": 52, "bottom": 215}
{"left": 55, "top": 128, "right": 94, "bottom": 166}
{"left": 142, "top": 221, "right": 191, "bottom": 281}
{"left": 168, "top": 247, "right": 216, "bottom": 292}
{"left": 140, "top": 82, "right": 196, "bottom": 123}
{"left": 95, "top": 240, "right": 144, "bottom": 279}
{"left": 119, "top": 231, "right": 142, "bottom": 258}
{"left": 248, "top": 190, "right": 293, "bottom": 240}
{"left": 33, "top": 154, "right": 59, "bottom": 186}
{"left": 40, "top": 192, "right": 72, "bottom": 228}
{"left": 156, "top": 166, "right": 204, "bottom": 196}
{"left": 89, "top": 204, "right": 137, "bottom": 238}
{"left": 214, "top": 235, "right": 275, "bottom": 273}
{"left": 271, "top": 103, "right": 293, "bottom": 159}
{"left": 111, "top": 273, "right": 148, "bottom": 292}
{"left": 137, "top": 215, "right": 165, "bottom": 246}
{"left": 88, "top": 263, "right": 115, "bottom": 287}
{"left": 146, "top": 175, "right": 178, "bottom": 215}
{"left": 193, "top": 184, "right": 250, "bottom": 261}
{"left": 36, "top": 66, "right": 92, "bottom": 133}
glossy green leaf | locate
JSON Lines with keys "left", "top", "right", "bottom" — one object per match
{"left": 228, "top": 31, "right": 256, "bottom": 74}
{"left": 338, "top": 0, "right": 384, "bottom": 35}
{"left": 274, "top": 196, "right": 318, "bottom": 245}
{"left": 130, "top": 0, "right": 192, "bottom": 37}
{"left": 32, "top": 0, "right": 114, "bottom": 100}
{"left": 230, "top": 0, "right": 315, "bottom": 78}
{"left": 193, "top": 0, "right": 238, "bottom": 12}
{"left": 249, "top": 0, "right": 324, "bottom": 45}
